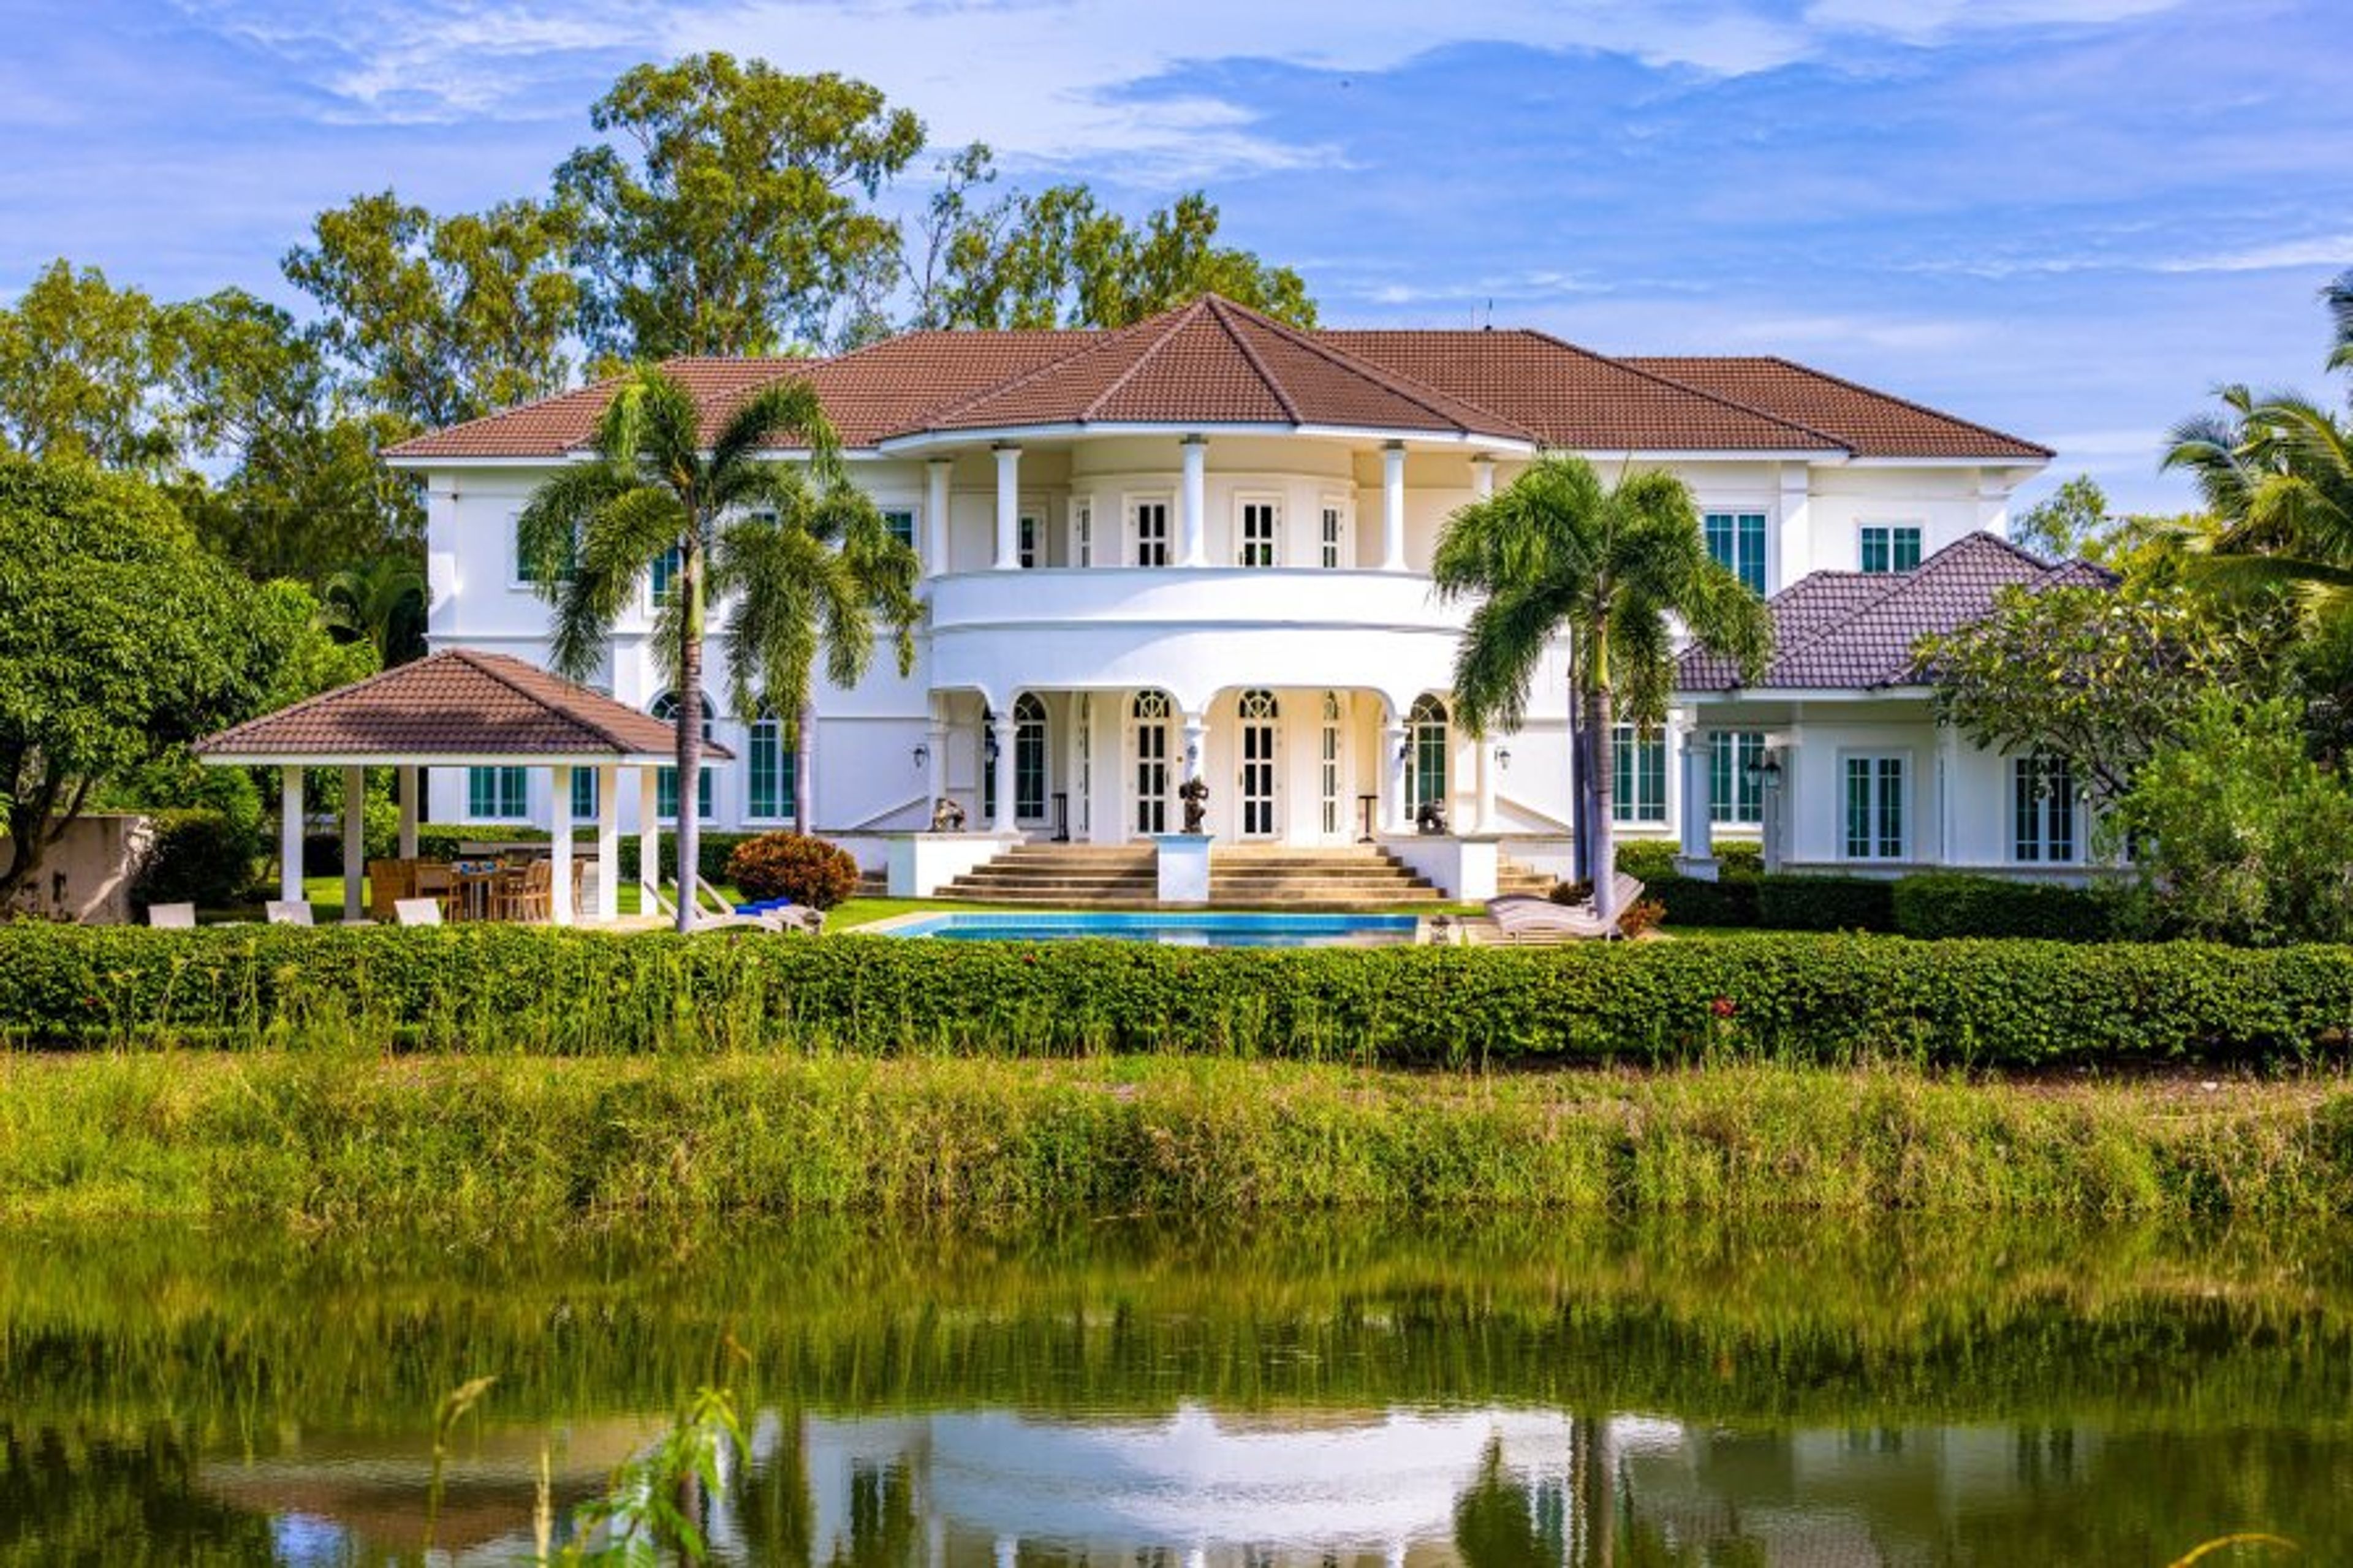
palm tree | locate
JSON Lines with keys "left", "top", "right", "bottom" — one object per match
{"left": 317, "top": 556, "right": 428, "bottom": 667}
{"left": 1433, "top": 455, "right": 1771, "bottom": 928}
{"left": 517, "top": 366, "right": 917, "bottom": 931}
{"left": 2164, "top": 385, "right": 2353, "bottom": 620}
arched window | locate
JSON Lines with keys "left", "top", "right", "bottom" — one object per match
{"left": 746, "top": 706, "right": 797, "bottom": 823}
{"left": 649, "top": 691, "right": 715, "bottom": 821}
{"left": 1408, "top": 695, "right": 1449, "bottom": 812}
{"left": 1238, "top": 690, "right": 1279, "bottom": 837}
{"left": 1320, "top": 691, "right": 1343, "bottom": 836}
{"left": 1014, "top": 693, "right": 1048, "bottom": 822}
{"left": 1132, "top": 691, "right": 1173, "bottom": 834}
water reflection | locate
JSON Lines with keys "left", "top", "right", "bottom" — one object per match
{"left": 2, "top": 1214, "right": 2347, "bottom": 1564}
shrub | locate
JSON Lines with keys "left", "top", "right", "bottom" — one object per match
{"left": 131, "top": 809, "right": 259, "bottom": 911}
{"left": 1892, "top": 873, "right": 2114, "bottom": 942}
{"left": 1756, "top": 875, "right": 1897, "bottom": 933}
{"left": 1616, "top": 898, "right": 1667, "bottom": 938}
{"left": 727, "top": 833, "right": 860, "bottom": 909}
{"left": 1647, "top": 874, "right": 1760, "bottom": 928}
{"left": 8, "top": 923, "right": 2353, "bottom": 1071}
{"left": 1616, "top": 840, "right": 1764, "bottom": 882}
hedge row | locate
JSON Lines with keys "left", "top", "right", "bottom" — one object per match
{"left": 1635, "top": 864, "right": 2113, "bottom": 941}
{"left": 5, "top": 923, "right": 2349, "bottom": 1069}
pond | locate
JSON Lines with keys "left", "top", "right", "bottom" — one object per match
{"left": 2, "top": 1214, "right": 2347, "bottom": 1564}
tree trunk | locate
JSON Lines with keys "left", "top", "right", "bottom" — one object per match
{"left": 1588, "top": 679, "right": 1620, "bottom": 932}
{"left": 675, "top": 540, "right": 704, "bottom": 934}
{"left": 794, "top": 694, "right": 814, "bottom": 838}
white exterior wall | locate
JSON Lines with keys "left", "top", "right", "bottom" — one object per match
{"left": 413, "top": 437, "right": 2031, "bottom": 863}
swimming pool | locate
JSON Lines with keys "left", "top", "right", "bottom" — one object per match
{"left": 871, "top": 910, "right": 1423, "bottom": 948}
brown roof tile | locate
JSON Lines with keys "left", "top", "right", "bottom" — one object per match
{"left": 195, "top": 650, "right": 732, "bottom": 761}
{"left": 1621, "top": 355, "right": 2053, "bottom": 460}
{"left": 1678, "top": 533, "right": 2112, "bottom": 692}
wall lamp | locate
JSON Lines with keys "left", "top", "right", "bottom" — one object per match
{"left": 1743, "top": 755, "right": 1784, "bottom": 790}
{"left": 912, "top": 743, "right": 930, "bottom": 770}
{"left": 1496, "top": 746, "right": 1512, "bottom": 771}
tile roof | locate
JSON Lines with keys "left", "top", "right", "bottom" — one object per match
{"left": 1621, "top": 355, "right": 2053, "bottom": 460}
{"left": 1677, "top": 532, "right": 2115, "bottom": 692}
{"left": 385, "top": 295, "right": 2050, "bottom": 463}
{"left": 195, "top": 650, "right": 733, "bottom": 761}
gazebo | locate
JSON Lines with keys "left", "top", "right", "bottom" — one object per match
{"left": 194, "top": 650, "right": 731, "bottom": 925}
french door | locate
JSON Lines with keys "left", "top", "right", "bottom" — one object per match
{"left": 1132, "top": 691, "right": 1172, "bottom": 834}
{"left": 1238, "top": 689, "right": 1278, "bottom": 838}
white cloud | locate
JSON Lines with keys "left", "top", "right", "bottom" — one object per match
{"left": 2153, "top": 235, "right": 2353, "bottom": 274}
{"left": 1800, "top": 0, "right": 2189, "bottom": 42}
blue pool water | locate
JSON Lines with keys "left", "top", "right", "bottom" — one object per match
{"left": 879, "top": 911, "right": 1422, "bottom": 947}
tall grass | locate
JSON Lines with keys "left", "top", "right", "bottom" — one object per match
{"left": 4, "top": 1051, "right": 2351, "bottom": 1225}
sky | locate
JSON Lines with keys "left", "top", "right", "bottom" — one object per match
{"left": 3, "top": 0, "right": 2348, "bottom": 515}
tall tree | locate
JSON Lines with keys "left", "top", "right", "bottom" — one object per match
{"left": 284, "top": 190, "right": 582, "bottom": 431}
{"left": 0, "top": 260, "right": 175, "bottom": 471}
{"left": 2164, "top": 385, "right": 2353, "bottom": 621}
{"left": 2012, "top": 474, "right": 2109, "bottom": 561}
{"left": 515, "top": 368, "right": 915, "bottom": 930}
{"left": 1434, "top": 456, "right": 1771, "bottom": 926}
{"left": 556, "top": 55, "right": 923, "bottom": 359}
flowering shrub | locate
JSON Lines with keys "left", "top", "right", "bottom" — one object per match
{"left": 726, "top": 833, "right": 860, "bottom": 910}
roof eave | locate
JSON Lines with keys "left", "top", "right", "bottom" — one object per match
{"left": 871, "top": 421, "right": 1537, "bottom": 454}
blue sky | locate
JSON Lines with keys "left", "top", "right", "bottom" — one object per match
{"left": 4, "top": 0, "right": 2348, "bottom": 514}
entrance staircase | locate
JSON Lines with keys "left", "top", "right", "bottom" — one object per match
{"left": 939, "top": 843, "right": 1468, "bottom": 909}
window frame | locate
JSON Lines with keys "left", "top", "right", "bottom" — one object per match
{"left": 1841, "top": 751, "right": 1910, "bottom": 861}
{"left": 1130, "top": 496, "right": 1173, "bottom": 568}
{"left": 513, "top": 511, "right": 580, "bottom": 589}
{"left": 468, "top": 765, "right": 530, "bottom": 821}
{"left": 1610, "top": 724, "right": 1669, "bottom": 825}
{"left": 745, "top": 710, "right": 797, "bottom": 825}
{"left": 1859, "top": 523, "right": 1924, "bottom": 575}
{"left": 1703, "top": 510, "right": 1769, "bottom": 597}
{"left": 2011, "top": 752, "right": 2079, "bottom": 865}
{"left": 1236, "top": 494, "right": 1281, "bottom": 568}
{"left": 1708, "top": 730, "right": 1766, "bottom": 827}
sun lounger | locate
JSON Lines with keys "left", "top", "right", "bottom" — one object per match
{"left": 263, "top": 901, "right": 313, "bottom": 926}
{"left": 392, "top": 898, "right": 444, "bottom": 926}
{"left": 146, "top": 903, "right": 197, "bottom": 928}
{"left": 1485, "top": 873, "right": 1645, "bottom": 943}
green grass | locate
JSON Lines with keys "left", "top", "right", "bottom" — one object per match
{"left": 3, "top": 1051, "right": 2347, "bottom": 1225}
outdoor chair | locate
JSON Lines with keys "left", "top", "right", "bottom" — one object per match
{"left": 1485, "top": 873, "right": 1645, "bottom": 944}
{"left": 392, "top": 898, "right": 444, "bottom": 927}
{"left": 493, "top": 858, "right": 554, "bottom": 923}
{"left": 146, "top": 903, "right": 197, "bottom": 929}
{"left": 263, "top": 901, "right": 314, "bottom": 926}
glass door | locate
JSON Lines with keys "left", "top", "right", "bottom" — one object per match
{"left": 1239, "top": 689, "right": 1278, "bottom": 838}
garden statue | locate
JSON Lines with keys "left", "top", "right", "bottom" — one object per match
{"left": 1415, "top": 798, "right": 1449, "bottom": 836}
{"left": 929, "top": 796, "right": 967, "bottom": 833}
{"left": 1178, "top": 775, "right": 1210, "bottom": 834}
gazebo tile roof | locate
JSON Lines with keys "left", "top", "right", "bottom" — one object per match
{"left": 195, "top": 650, "right": 732, "bottom": 760}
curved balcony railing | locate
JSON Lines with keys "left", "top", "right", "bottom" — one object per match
{"left": 929, "top": 567, "right": 1463, "bottom": 634}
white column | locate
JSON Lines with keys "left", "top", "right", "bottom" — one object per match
{"left": 637, "top": 767, "right": 661, "bottom": 915}
{"left": 926, "top": 714, "right": 950, "bottom": 814}
{"left": 1381, "top": 441, "right": 1407, "bottom": 570}
{"left": 1471, "top": 453, "right": 1496, "bottom": 500}
{"left": 1776, "top": 461, "right": 1811, "bottom": 594}
{"left": 1677, "top": 729, "right": 1718, "bottom": 880}
{"left": 1382, "top": 722, "right": 1409, "bottom": 833}
{"left": 1475, "top": 738, "right": 1496, "bottom": 833}
{"left": 594, "top": 765, "right": 620, "bottom": 921}
{"left": 925, "top": 456, "right": 952, "bottom": 578}
{"left": 993, "top": 444, "right": 1021, "bottom": 569}
{"left": 550, "top": 765, "right": 575, "bottom": 925}
{"left": 990, "top": 714, "right": 1019, "bottom": 833}
{"left": 1976, "top": 466, "right": 2011, "bottom": 541}
{"left": 1178, "top": 434, "right": 1208, "bottom": 567}
{"left": 279, "top": 765, "right": 305, "bottom": 907}
{"left": 340, "top": 765, "right": 365, "bottom": 922}
{"left": 396, "top": 765, "right": 419, "bottom": 860}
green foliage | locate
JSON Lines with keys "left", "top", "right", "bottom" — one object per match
{"left": 0, "top": 460, "right": 300, "bottom": 900}
{"left": 2116, "top": 690, "right": 2353, "bottom": 945}
{"left": 727, "top": 832, "right": 859, "bottom": 909}
{"left": 130, "top": 809, "right": 260, "bottom": 910}
{"left": 282, "top": 189, "right": 581, "bottom": 430}
{"left": 11, "top": 923, "right": 2353, "bottom": 1071}
{"left": 2011, "top": 474, "right": 2110, "bottom": 560}
{"left": 0, "top": 260, "right": 175, "bottom": 471}
{"left": 317, "top": 556, "right": 428, "bottom": 667}
{"left": 1615, "top": 841, "right": 1764, "bottom": 881}
{"left": 556, "top": 54, "right": 924, "bottom": 358}
{"left": 1920, "top": 580, "right": 2288, "bottom": 806}
{"left": 1890, "top": 872, "right": 2114, "bottom": 942}
{"left": 1755, "top": 876, "right": 1898, "bottom": 933}
{"left": 1645, "top": 873, "right": 1761, "bottom": 927}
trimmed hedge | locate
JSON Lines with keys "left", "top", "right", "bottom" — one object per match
{"left": 1756, "top": 875, "right": 1898, "bottom": 933}
{"left": 1646, "top": 874, "right": 1760, "bottom": 928}
{"left": 6, "top": 923, "right": 2352, "bottom": 1069}
{"left": 1892, "top": 873, "right": 2114, "bottom": 942}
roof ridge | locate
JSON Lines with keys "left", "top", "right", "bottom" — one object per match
{"left": 1206, "top": 297, "right": 1301, "bottom": 424}
{"left": 1078, "top": 298, "right": 1213, "bottom": 422}
{"left": 1523, "top": 330, "right": 1851, "bottom": 453}
{"left": 1223, "top": 299, "right": 1536, "bottom": 439}
{"left": 1752, "top": 354, "right": 2054, "bottom": 460}
{"left": 451, "top": 649, "right": 639, "bottom": 754}
{"left": 914, "top": 316, "right": 1157, "bottom": 428}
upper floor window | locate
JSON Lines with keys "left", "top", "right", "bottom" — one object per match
{"left": 1320, "top": 504, "right": 1344, "bottom": 569}
{"left": 1238, "top": 500, "right": 1279, "bottom": 567}
{"left": 1074, "top": 502, "right": 1093, "bottom": 569}
{"left": 1019, "top": 512, "right": 1040, "bottom": 569}
{"left": 880, "top": 508, "right": 915, "bottom": 553}
{"left": 1844, "top": 755, "right": 1906, "bottom": 859}
{"left": 515, "top": 515, "right": 577, "bottom": 585}
{"left": 1705, "top": 512, "right": 1767, "bottom": 596}
{"left": 2014, "top": 753, "right": 2078, "bottom": 863}
{"left": 468, "top": 766, "right": 529, "bottom": 820}
{"left": 1860, "top": 525, "right": 1922, "bottom": 574}
{"left": 1611, "top": 724, "right": 1667, "bottom": 824}
{"left": 1133, "top": 499, "right": 1170, "bottom": 567}
{"left": 651, "top": 545, "right": 683, "bottom": 605}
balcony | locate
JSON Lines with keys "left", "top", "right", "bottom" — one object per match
{"left": 925, "top": 568, "right": 1467, "bottom": 710}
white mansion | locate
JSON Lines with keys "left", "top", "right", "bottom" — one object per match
{"left": 388, "top": 294, "right": 2071, "bottom": 895}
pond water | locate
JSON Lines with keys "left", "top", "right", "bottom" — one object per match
{"left": 3, "top": 1214, "right": 2349, "bottom": 1565}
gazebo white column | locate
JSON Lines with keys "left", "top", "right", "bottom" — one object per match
{"left": 396, "top": 765, "right": 420, "bottom": 860}
{"left": 637, "top": 768, "right": 661, "bottom": 915}
{"left": 550, "top": 765, "right": 575, "bottom": 925}
{"left": 990, "top": 713, "right": 1019, "bottom": 833}
{"left": 279, "top": 765, "right": 304, "bottom": 906}
{"left": 1178, "top": 435, "right": 1208, "bottom": 566}
{"left": 1382, "top": 719, "right": 1410, "bottom": 832}
{"left": 1381, "top": 441, "right": 1407, "bottom": 570}
{"left": 340, "top": 765, "right": 365, "bottom": 922}
{"left": 993, "top": 444, "right": 1021, "bottom": 569}
{"left": 1677, "top": 729, "right": 1718, "bottom": 880}
{"left": 594, "top": 765, "right": 620, "bottom": 921}
{"left": 925, "top": 457, "right": 953, "bottom": 578}
{"left": 1471, "top": 453, "right": 1496, "bottom": 499}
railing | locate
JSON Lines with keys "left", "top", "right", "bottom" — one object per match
{"left": 928, "top": 567, "right": 1467, "bottom": 635}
